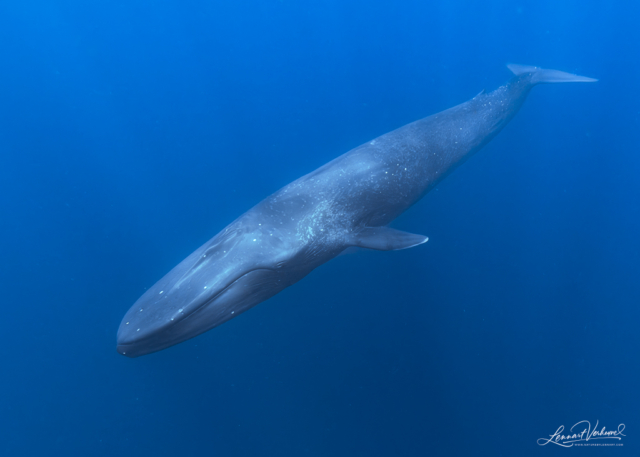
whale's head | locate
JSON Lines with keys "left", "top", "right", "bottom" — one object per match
{"left": 116, "top": 216, "right": 302, "bottom": 357}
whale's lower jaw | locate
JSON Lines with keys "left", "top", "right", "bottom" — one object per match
{"left": 117, "top": 268, "right": 295, "bottom": 357}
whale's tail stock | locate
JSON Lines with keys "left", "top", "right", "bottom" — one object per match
{"left": 507, "top": 63, "right": 598, "bottom": 85}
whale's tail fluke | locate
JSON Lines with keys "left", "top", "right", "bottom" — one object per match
{"left": 507, "top": 64, "right": 598, "bottom": 84}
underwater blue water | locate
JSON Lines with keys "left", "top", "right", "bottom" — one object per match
{"left": 0, "top": 1, "right": 638, "bottom": 455}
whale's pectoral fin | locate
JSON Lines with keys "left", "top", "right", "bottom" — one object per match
{"left": 507, "top": 64, "right": 598, "bottom": 84}
{"left": 349, "top": 227, "right": 428, "bottom": 251}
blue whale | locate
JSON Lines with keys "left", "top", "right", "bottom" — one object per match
{"left": 117, "top": 64, "right": 596, "bottom": 357}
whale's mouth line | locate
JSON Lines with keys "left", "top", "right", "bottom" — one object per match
{"left": 179, "top": 267, "right": 275, "bottom": 321}
{"left": 119, "top": 267, "right": 278, "bottom": 348}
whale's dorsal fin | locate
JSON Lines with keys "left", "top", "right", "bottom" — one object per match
{"left": 349, "top": 227, "right": 428, "bottom": 251}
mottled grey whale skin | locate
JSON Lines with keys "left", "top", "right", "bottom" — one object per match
{"left": 117, "top": 64, "right": 596, "bottom": 357}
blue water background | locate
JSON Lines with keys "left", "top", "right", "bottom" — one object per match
{"left": 1, "top": 1, "right": 638, "bottom": 455}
